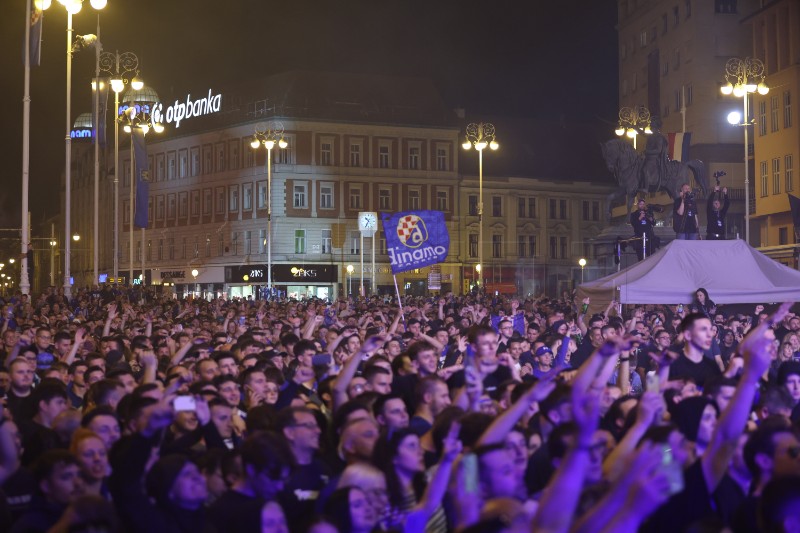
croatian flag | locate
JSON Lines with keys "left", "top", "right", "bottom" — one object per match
{"left": 667, "top": 132, "right": 692, "bottom": 161}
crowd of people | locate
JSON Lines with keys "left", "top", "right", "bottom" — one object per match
{"left": 0, "top": 284, "right": 799, "bottom": 533}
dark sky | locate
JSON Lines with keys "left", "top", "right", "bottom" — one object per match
{"left": 0, "top": 0, "right": 617, "bottom": 226}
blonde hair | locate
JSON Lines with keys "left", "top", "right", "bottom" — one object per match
{"left": 338, "top": 463, "right": 386, "bottom": 490}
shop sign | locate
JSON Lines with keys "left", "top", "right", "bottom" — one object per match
{"left": 151, "top": 89, "right": 222, "bottom": 128}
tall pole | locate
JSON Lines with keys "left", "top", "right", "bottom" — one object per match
{"left": 360, "top": 233, "right": 364, "bottom": 297}
{"left": 50, "top": 223, "right": 55, "bottom": 287}
{"left": 64, "top": 12, "right": 73, "bottom": 297}
{"left": 267, "top": 145, "right": 272, "bottom": 292}
{"left": 141, "top": 227, "right": 145, "bottom": 290}
{"left": 743, "top": 94, "right": 750, "bottom": 244}
{"left": 93, "top": 16, "right": 101, "bottom": 287}
{"left": 129, "top": 137, "right": 134, "bottom": 284}
{"left": 478, "top": 147, "right": 483, "bottom": 287}
{"left": 21, "top": 0, "right": 32, "bottom": 296}
{"left": 113, "top": 90, "right": 119, "bottom": 283}
{"left": 371, "top": 233, "right": 375, "bottom": 295}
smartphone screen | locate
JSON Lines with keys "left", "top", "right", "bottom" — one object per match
{"left": 174, "top": 396, "right": 196, "bottom": 412}
{"left": 462, "top": 453, "right": 479, "bottom": 494}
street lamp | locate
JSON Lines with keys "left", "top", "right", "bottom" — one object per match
{"left": 462, "top": 122, "right": 499, "bottom": 289}
{"left": 99, "top": 50, "right": 140, "bottom": 285}
{"left": 346, "top": 264, "right": 354, "bottom": 296}
{"left": 615, "top": 106, "right": 652, "bottom": 149}
{"left": 251, "top": 122, "right": 288, "bottom": 293}
{"left": 578, "top": 257, "right": 587, "bottom": 284}
{"left": 721, "top": 57, "right": 769, "bottom": 245}
{"left": 40, "top": 0, "right": 107, "bottom": 297}
{"left": 120, "top": 84, "right": 162, "bottom": 286}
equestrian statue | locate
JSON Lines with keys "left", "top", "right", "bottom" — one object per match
{"left": 601, "top": 117, "right": 707, "bottom": 216}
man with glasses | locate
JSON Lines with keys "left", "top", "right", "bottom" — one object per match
{"left": 33, "top": 327, "right": 55, "bottom": 372}
{"left": 277, "top": 407, "right": 330, "bottom": 528}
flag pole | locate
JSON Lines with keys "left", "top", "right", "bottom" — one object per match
{"left": 21, "top": 0, "right": 32, "bottom": 295}
{"left": 392, "top": 274, "right": 405, "bottom": 326}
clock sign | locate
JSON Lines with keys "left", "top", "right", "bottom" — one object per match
{"left": 358, "top": 211, "right": 378, "bottom": 234}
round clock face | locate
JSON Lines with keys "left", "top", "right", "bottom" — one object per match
{"left": 360, "top": 212, "right": 377, "bottom": 230}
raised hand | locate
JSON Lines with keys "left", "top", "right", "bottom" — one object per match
{"left": 441, "top": 422, "right": 463, "bottom": 463}
{"left": 361, "top": 333, "right": 389, "bottom": 355}
{"left": 635, "top": 391, "right": 665, "bottom": 428}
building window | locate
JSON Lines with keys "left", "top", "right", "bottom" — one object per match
{"left": 560, "top": 237, "right": 568, "bottom": 259}
{"left": 189, "top": 146, "right": 200, "bottom": 176}
{"left": 436, "top": 147, "right": 448, "bottom": 171}
{"left": 760, "top": 161, "right": 769, "bottom": 197}
{"left": 784, "top": 91, "right": 793, "bottom": 129}
{"left": 216, "top": 188, "right": 225, "bottom": 214}
{"left": 686, "top": 84, "right": 693, "bottom": 106}
{"left": 528, "top": 198, "right": 536, "bottom": 218}
{"left": 321, "top": 229, "right": 332, "bottom": 254}
{"left": 549, "top": 199, "right": 557, "bottom": 219}
{"left": 592, "top": 201, "right": 600, "bottom": 221}
{"left": 675, "top": 89, "right": 682, "bottom": 111}
{"left": 320, "top": 140, "right": 333, "bottom": 166}
{"left": 518, "top": 198, "right": 526, "bottom": 218}
{"left": 257, "top": 181, "right": 267, "bottom": 209}
{"left": 243, "top": 139, "right": 255, "bottom": 168}
{"left": 672, "top": 6, "right": 679, "bottom": 26}
{"left": 560, "top": 199, "right": 568, "bottom": 219}
{"left": 152, "top": 154, "right": 163, "bottom": 182}
{"left": 349, "top": 143, "right": 361, "bottom": 167}
{"left": 320, "top": 184, "right": 334, "bottom": 209}
{"left": 181, "top": 237, "right": 187, "bottom": 259}
{"left": 685, "top": 0, "right": 691, "bottom": 17}
{"left": 218, "top": 234, "right": 224, "bottom": 256}
{"left": 245, "top": 231, "right": 251, "bottom": 255}
{"left": 582, "top": 201, "right": 590, "bottom": 220}
{"left": 786, "top": 155, "right": 795, "bottom": 193}
{"left": 350, "top": 231, "right": 360, "bottom": 255}
{"left": 179, "top": 193, "right": 188, "bottom": 217}
{"left": 379, "top": 237, "right": 387, "bottom": 255}
{"left": 243, "top": 184, "right": 252, "bottom": 211}
{"left": 379, "top": 188, "right": 391, "bottom": 210}
{"left": 715, "top": 0, "right": 737, "bottom": 13}
{"left": 468, "top": 195, "right": 478, "bottom": 216}
{"left": 639, "top": 30, "right": 647, "bottom": 48}
{"left": 379, "top": 144, "right": 390, "bottom": 169}
{"left": 408, "top": 146, "right": 420, "bottom": 170}
{"left": 191, "top": 191, "right": 200, "bottom": 216}
{"left": 759, "top": 101, "right": 767, "bottom": 136}
{"left": 202, "top": 234, "right": 209, "bottom": 257}
{"left": 229, "top": 140, "right": 240, "bottom": 170}
{"left": 203, "top": 189, "right": 212, "bottom": 215}
{"left": 528, "top": 235, "right": 537, "bottom": 257}
{"left": 156, "top": 196, "right": 165, "bottom": 220}
{"left": 779, "top": 226, "right": 790, "bottom": 245}
{"left": 408, "top": 189, "right": 421, "bottom": 210}
{"left": 215, "top": 143, "right": 225, "bottom": 172}
{"left": 194, "top": 237, "right": 200, "bottom": 258}
{"left": 293, "top": 183, "right": 307, "bottom": 208}
{"left": 275, "top": 137, "right": 293, "bottom": 164}
{"left": 492, "top": 235, "right": 502, "bottom": 258}
{"left": 258, "top": 230, "right": 266, "bottom": 254}
{"left": 167, "top": 194, "right": 176, "bottom": 219}
{"left": 549, "top": 236, "right": 557, "bottom": 259}
{"left": 167, "top": 152, "right": 176, "bottom": 180}
{"left": 294, "top": 229, "right": 305, "bottom": 254}
{"left": 436, "top": 189, "right": 448, "bottom": 211}
{"left": 492, "top": 196, "right": 502, "bottom": 217}
{"left": 203, "top": 145, "right": 213, "bottom": 174}
{"left": 771, "top": 96, "right": 780, "bottom": 133}
{"left": 773, "top": 158, "right": 781, "bottom": 195}
{"left": 517, "top": 236, "right": 526, "bottom": 257}
{"left": 168, "top": 238, "right": 174, "bottom": 260}
{"left": 178, "top": 149, "right": 188, "bottom": 178}
{"left": 349, "top": 186, "right": 362, "bottom": 209}
{"left": 468, "top": 234, "right": 478, "bottom": 258}
{"left": 229, "top": 186, "right": 239, "bottom": 212}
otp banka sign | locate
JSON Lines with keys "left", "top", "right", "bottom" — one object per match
{"left": 381, "top": 210, "right": 450, "bottom": 275}
{"left": 151, "top": 89, "right": 222, "bottom": 128}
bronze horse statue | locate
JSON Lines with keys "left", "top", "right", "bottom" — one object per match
{"left": 601, "top": 138, "right": 707, "bottom": 216}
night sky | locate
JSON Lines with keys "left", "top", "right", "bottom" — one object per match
{"left": 0, "top": 0, "right": 617, "bottom": 229}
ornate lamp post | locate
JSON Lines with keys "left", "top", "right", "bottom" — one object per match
{"left": 120, "top": 85, "right": 163, "bottom": 285}
{"left": 41, "top": 0, "right": 108, "bottom": 296}
{"left": 462, "top": 123, "right": 499, "bottom": 288}
{"left": 99, "top": 50, "right": 141, "bottom": 284}
{"left": 251, "top": 122, "right": 288, "bottom": 292}
{"left": 721, "top": 57, "right": 769, "bottom": 245}
{"left": 615, "top": 106, "right": 652, "bottom": 149}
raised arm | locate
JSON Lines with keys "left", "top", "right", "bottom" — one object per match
{"left": 102, "top": 303, "right": 118, "bottom": 337}
{"left": 476, "top": 378, "right": 555, "bottom": 447}
{"left": 701, "top": 302, "right": 791, "bottom": 493}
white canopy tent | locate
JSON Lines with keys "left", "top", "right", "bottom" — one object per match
{"left": 577, "top": 239, "right": 800, "bottom": 307}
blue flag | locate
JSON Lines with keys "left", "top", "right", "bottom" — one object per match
{"left": 24, "top": 4, "right": 43, "bottom": 67}
{"left": 132, "top": 129, "right": 150, "bottom": 229}
{"left": 381, "top": 210, "right": 449, "bottom": 274}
